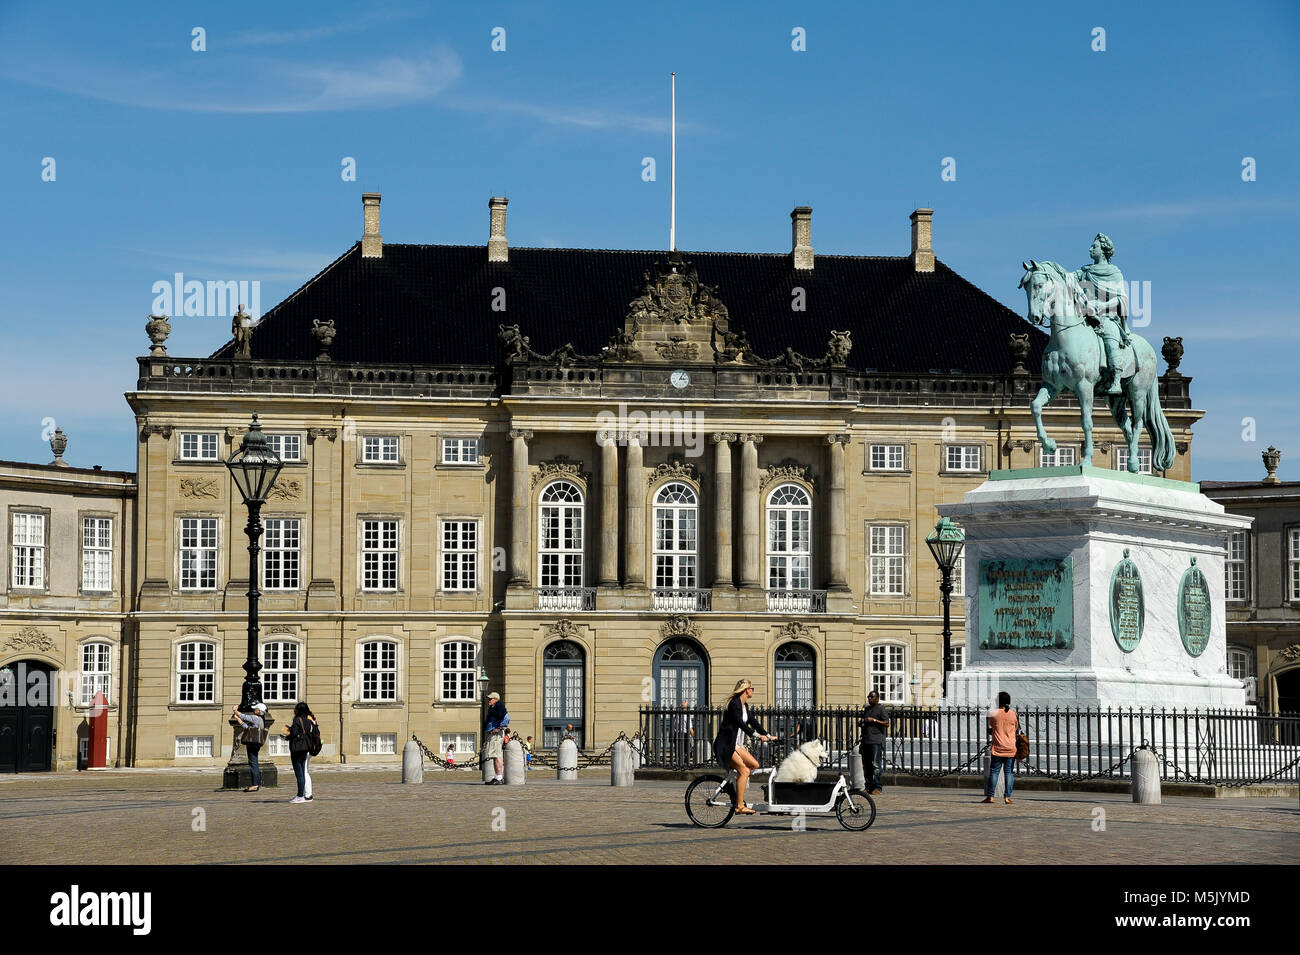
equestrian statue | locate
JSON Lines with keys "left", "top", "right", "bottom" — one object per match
{"left": 1018, "top": 234, "right": 1174, "bottom": 474}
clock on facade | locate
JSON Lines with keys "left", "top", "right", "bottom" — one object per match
{"left": 670, "top": 369, "right": 690, "bottom": 389}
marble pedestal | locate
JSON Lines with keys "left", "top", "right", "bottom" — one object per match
{"left": 939, "top": 466, "right": 1250, "bottom": 710}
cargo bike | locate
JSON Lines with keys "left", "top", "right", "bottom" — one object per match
{"left": 684, "top": 764, "right": 876, "bottom": 831}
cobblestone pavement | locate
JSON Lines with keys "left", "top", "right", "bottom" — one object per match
{"left": 2, "top": 768, "right": 1297, "bottom": 865}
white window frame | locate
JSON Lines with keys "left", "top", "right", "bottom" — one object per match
{"left": 176, "top": 640, "right": 216, "bottom": 704}
{"left": 80, "top": 641, "right": 113, "bottom": 706}
{"left": 946, "top": 553, "right": 965, "bottom": 598}
{"left": 81, "top": 516, "right": 113, "bottom": 591}
{"left": 654, "top": 482, "right": 699, "bottom": 592}
{"left": 262, "top": 640, "right": 299, "bottom": 704}
{"left": 1289, "top": 529, "right": 1300, "bottom": 603}
{"left": 1226, "top": 645, "right": 1252, "bottom": 683}
{"left": 264, "top": 433, "right": 302, "bottom": 462}
{"left": 1225, "top": 531, "right": 1248, "bottom": 602}
{"left": 947, "top": 644, "right": 965, "bottom": 673}
{"left": 868, "top": 642, "right": 907, "bottom": 704}
{"left": 1039, "top": 446, "right": 1077, "bottom": 467}
{"left": 441, "top": 437, "right": 480, "bottom": 465}
{"left": 11, "top": 512, "right": 46, "bottom": 589}
{"left": 179, "top": 432, "right": 220, "bottom": 461}
{"left": 440, "top": 733, "right": 478, "bottom": 761}
{"left": 263, "top": 518, "right": 301, "bottom": 591}
{"left": 869, "top": 524, "right": 906, "bottom": 596}
{"left": 538, "top": 481, "right": 585, "bottom": 589}
{"left": 1115, "top": 446, "right": 1153, "bottom": 474}
{"left": 440, "top": 520, "right": 479, "bottom": 592}
{"left": 175, "top": 736, "right": 214, "bottom": 758}
{"left": 766, "top": 484, "right": 812, "bottom": 592}
{"left": 869, "top": 444, "right": 906, "bottom": 472}
{"left": 945, "top": 445, "right": 982, "bottom": 473}
{"left": 362, "top": 435, "right": 400, "bottom": 464}
{"left": 437, "top": 638, "right": 480, "bottom": 702}
{"left": 359, "top": 639, "right": 399, "bottom": 702}
{"left": 361, "top": 519, "right": 399, "bottom": 592}
{"left": 179, "top": 517, "right": 218, "bottom": 591}
{"left": 360, "top": 733, "right": 397, "bottom": 755}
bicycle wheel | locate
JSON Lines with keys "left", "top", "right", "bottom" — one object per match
{"left": 685, "top": 774, "right": 735, "bottom": 828}
{"left": 835, "top": 789, "right": 877, "bottom": 831}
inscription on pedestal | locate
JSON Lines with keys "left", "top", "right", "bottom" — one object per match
{"left": 1109, "top": 549, "right": 1144, "bottom": 653}
{"left": 978, "top": 557, "right": 1073, "bottom": 650}
{"left": 1177, "top": 557, "right": 1211, "bottom": 658}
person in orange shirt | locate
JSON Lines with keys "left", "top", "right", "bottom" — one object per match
{"left": 983, "top": 691, "right": 1018, "bottom": 804}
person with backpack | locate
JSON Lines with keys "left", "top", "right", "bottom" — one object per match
{"left": 232, "top": 702, "right": 269, "bottom": 792}
{"left": 283, "top": 701, "right": 319, "bottom": 803}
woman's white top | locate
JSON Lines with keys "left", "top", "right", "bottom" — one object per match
{"left": 736, "top": 701, "right": 748, "bottom": 750}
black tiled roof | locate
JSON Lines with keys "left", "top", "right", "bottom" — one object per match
{"left": 211, "top": 243, "right": 1044, "bottom": 373}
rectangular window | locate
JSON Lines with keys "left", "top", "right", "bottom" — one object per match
{"left": 871, "top": 644, "right": 906, "bottom": 703}
{"left": 869, "top": 525, "right": 906, "bottom": 596}
{"left": 947, "top": 553, "right": 965, "bottom": 598}
{"left": 263, "top": 641, "right": 299, "bottom": 703}
{"left": 360, "top": 733, "right": 397, "bottom": 755}
{"left": 81, "top": 517, "right": 113, "bottom": 591}
{"left": 80, "top": 643, "right": 112, "bottom": 705}
{"left": 180, "top": 518, "right": 218, "bottom": 590}
{"left": 439, "top": 733, "right": 478, "bottom": 761}
{"left": 1225, "top": 531, "right": 1248, "bottom": 602}
{"left": 1290, "top": 529, "right": 1300, "bottom": 602}
{"left": 362, "top": 520, "right": 399, "bottom": 591}
{"left": 945, "top": 445, "right": 982, "bottom": 472}
{"left": 175, "top": 736, "right": 214, "bottom": 758}
{"left": 267, "top": 737, "right": 290, "bottom": 757}
{"left": 870, "top": 444, "right": 905, "bottom": 471}
{"left": 263, "top": 519, "right": 301, "bottom": 590}
{"left": 177, "top": 642, "right": 215, "bottom": 703}
{"left": 440, "top": 641, "right": 478, "bottom": 701}
{"left": 947, "top": 645, "right": 965, "bottom": 672}
{"left": 1115, "top": 447, "right": 1153, "bottom": 474}
{"left": 12, "top": 512, "right": 46, "bottom": 589}
{"left": 180, "top": 433, "right": 219, "bottom": 460}
{"left": 442, "top": 438, "right": 480, "bottom": 464}
{"left": 265, "top": 433, "right": 302, "bottom": 462}
{"left": 361, "top": 641, "right": 398, "bottom": 701}
{"left": 1039, "top": 446, "right": 1077, "bottom": 467}
{"left": 441, "top": 521, "right": 478, "bottom": 591}
{"left": 362, "top": 436, "right": 400, "bottom": 463}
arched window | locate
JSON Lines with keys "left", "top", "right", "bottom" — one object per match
{"left": 774, "top": 642, "right": 815, "bottom": 709}
{"left": 767, "top": 484, "right": 812, "bottom": 592}
{"left": 543, "top": 641, "right": 585, "bottom": 748}
{"left": 654, "top": 482, "right": 698, "bottom": 607}
{"left": 654, "top": 639, "right": 707, "bottom": 708}
{"left": 539, "top": 481, "right": 584, "bottom": 591}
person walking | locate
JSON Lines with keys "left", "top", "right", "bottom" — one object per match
{"left": 284, "top": 701, "right": 317, "bottom": 803}
{"left": 445, "top": 743, "right": 456, "bottom": 771}
{"left": 857, "top": 690, "right": 890, "bottom": 795}
{"left": 984, "top": 691, "right": 1019, "bottom": 804}
{"left": 712, "top": 679, "right": 775, "bottom": 815}
{"left": 483, "top": 691, "right": 509, "bottom": 784}
{"left": 232, "top": 702, "right": 268, "bottom": 792}
{"left": 522, "top": 735, "right": 533, "bottom": 770}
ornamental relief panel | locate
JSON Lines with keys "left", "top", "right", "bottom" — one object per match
{"left": 5, "top": 627, "right": 56, "bottom": 653}
{"left": 761, "top": 458, "right": 816, "bottom": 492}
{"left": 179, "top": 478, "right": 220, "bottom": 499}
{"left": 532, "top": 456, "right": 589, "bottom": 489}
{"left": 646, "top": 457, "right": 702, "bottom": 487}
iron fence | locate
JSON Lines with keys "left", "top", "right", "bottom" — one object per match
{"left": 638, "top": 704, "right": 1300, "bottom": 787}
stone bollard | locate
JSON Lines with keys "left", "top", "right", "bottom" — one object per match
{"left": 849, "top": 751, "right": 866, "bottom": 791}
{"left": 558, "top": 738, "right": 578, "bottom": 781}
{"left": 611, "top": 740, "right": 634, "bottom": 787}
{"left": 401, "top": 740, "right": 424, "bottom": 784}
{"left": 504, "top": 739, "right": 526, "bottom": 786}
{"left": 1132, "top": 747, "right": 1161, "bottom": 804}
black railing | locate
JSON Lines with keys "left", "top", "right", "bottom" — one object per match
{"left": 638, "top": 705, "right": 1300, "bottom": 787}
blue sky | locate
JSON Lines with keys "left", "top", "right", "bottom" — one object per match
{"left": 1, "top": 0, "right": 1296, "bottom": 479}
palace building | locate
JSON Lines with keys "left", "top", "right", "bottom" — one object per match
{"left": 2, "top": 196, "right": 1202, "bottom": 769}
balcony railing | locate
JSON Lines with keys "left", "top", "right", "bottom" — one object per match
{"left": 651, "top": 589, "right": 712, "bottom": 612}
{"left": 536, "top": 587, "right": 596, "bottom": 611}
{"left": 766, "top": 589, "right": 827, "bottom": 613}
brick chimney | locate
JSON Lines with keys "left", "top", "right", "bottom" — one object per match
{"left": 910, "top": 208, "right": 934, "bottom": 272}
{"left": 791, "top": 206, "right": 813, "bottom": 270}
{"left": 488, "top": 196, "right": 509, "bottom": 263}
{"left": 361, "top": 192, "right": 382, "bottom": 258}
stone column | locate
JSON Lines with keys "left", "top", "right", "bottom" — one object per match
{"left": 306, "top": 427, "right": 340, "bottom": 609}
{"left": 599, "top": 436, "right": 619, "bottom": 586}
{"left": 739, "top": 434, "right": 763, "bottom": 588}
{"left": 827, "top": 434, "right": 850, "bottom": 590}
{"left": 624, "top": 435, "right": 645, "bottom": 586}
{"left": 712, "top": 433, "right": 736, "bottom": 586}
{"left": 509, "top": 429, "right": 533, "bottom": 585}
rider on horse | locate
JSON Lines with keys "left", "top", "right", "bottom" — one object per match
{"left": 1072, "top": 233, "right": 1130, "bottom": 394}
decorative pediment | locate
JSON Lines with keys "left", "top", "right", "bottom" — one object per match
{"left": 777, "top": 621, "right": 814, "bottom": 642}
{"left": 627, "top": 254, "right": 729, "bottom": 328}
{"left": 6, "top": 627, "right": 55, "bottom": 652}
{"left": 532, "top": 455, "right": 588, "bottom": 488}
{"left": 179, "top": 478, "right": 219, "bottom": 499}
{"left": 544, "top": 619, "right": 584, "bottom": 641}
{"left": 647, "top": 457, "right": 702, "bottom": 487}
{"left": 660, "top": 615, "right": 701, "bottom": 641}
{"left": 761, "top": 458, "right": 815, "bottom": 491}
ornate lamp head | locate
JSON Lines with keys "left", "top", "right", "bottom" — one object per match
{"left": 926, "top": 517, "right": 966, "bottom": 574}
{"left": 224, "top": 413, "right": 283, "bottom": 505}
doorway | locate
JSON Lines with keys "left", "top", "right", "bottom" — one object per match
{"left": 0, "top": 660, "right": 55, "bottom": 772}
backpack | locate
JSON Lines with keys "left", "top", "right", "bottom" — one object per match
{"left": 307, "top": 720, "right": 322, "bottom": 757}
{"left": 1015, "top": 727, "right": 1030, "bottom": 761}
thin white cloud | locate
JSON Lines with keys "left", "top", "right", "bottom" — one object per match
{"left": 124, "top": 247, "right": 337, "bottom": 279}
{"left": 230, "top": 9, "right": 423, "bottom": 48}
{"left": 444, "top": 93, "right": 701, "bottom": 134}
{"left": 1066, "top": 196, "right": 1300, "bottom": 223}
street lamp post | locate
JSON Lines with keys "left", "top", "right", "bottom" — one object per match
{"left": 222, "top": 413, "right": 284, "bottom": 789}
{"left": 926, "top": 517, "right": 966, "bottom": 700}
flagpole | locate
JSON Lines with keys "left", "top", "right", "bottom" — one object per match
{"left": 670, "top": 72, "right": 676, "bottom": 252}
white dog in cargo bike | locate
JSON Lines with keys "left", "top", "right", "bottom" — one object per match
{"left": 773, "top": 738, "right": 828, "bottom": 783}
